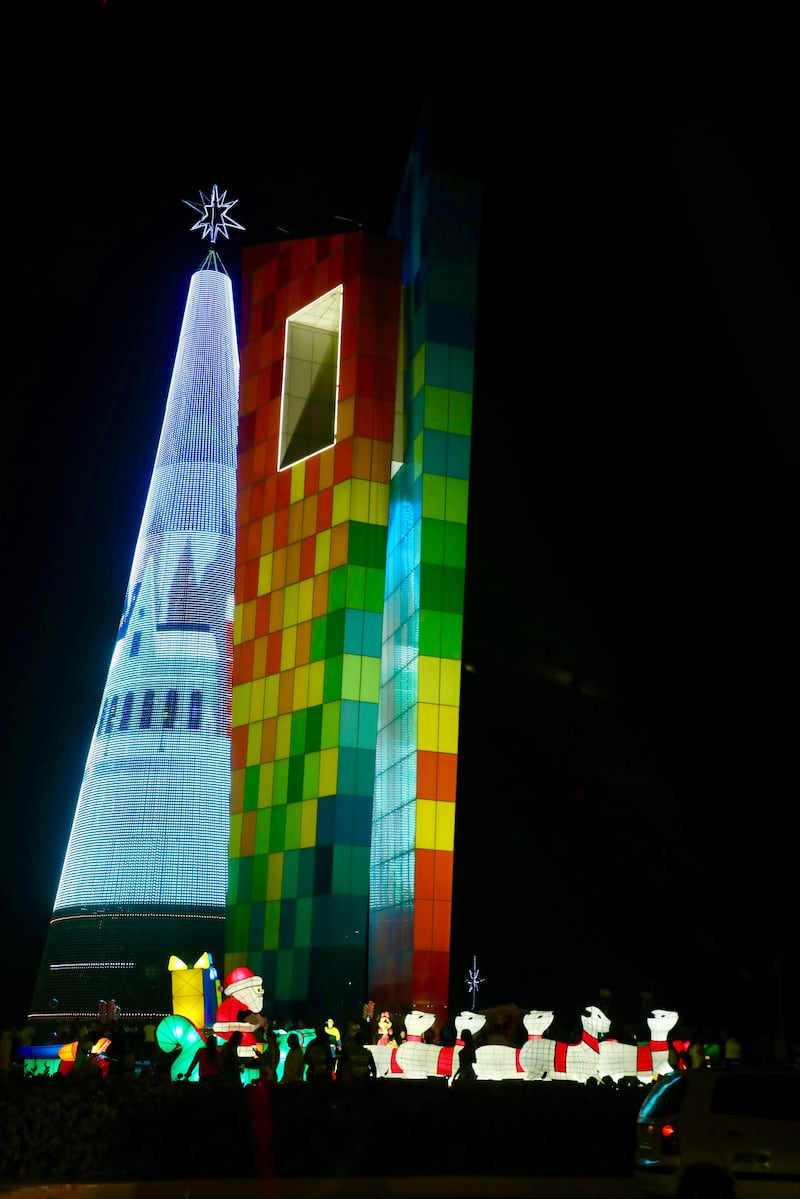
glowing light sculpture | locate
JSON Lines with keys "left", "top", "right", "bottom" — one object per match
{"left": 168, "top": 952, "right": 222, "bottom": 1030}
{"left": 29, "top": 209, "right": 241, "bottom": 1022}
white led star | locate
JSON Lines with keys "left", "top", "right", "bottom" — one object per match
{"left": 183, "top": 185, "right": 245, "bottom": 245}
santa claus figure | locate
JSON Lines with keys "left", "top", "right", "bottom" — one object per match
{"left": 213, "top": 966, "right": 266, "bottom": 1056}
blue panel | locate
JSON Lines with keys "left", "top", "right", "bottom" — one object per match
{"left": 343, "top": 609, "right": 364, "bottom": 655}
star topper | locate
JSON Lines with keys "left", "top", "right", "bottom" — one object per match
{"left": 183, "top": 185, "right": 245, "bottom": 245}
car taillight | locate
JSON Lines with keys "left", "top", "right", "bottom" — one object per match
{"left": 660, "top": 1122, "right": 679, "bottom": 1154}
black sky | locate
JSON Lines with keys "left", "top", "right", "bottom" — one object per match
{"left": 3, "top": 8, "right": 798, "bottom": 1042}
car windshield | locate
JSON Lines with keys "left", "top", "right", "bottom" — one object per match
{"left": 639, "top": 1073, "right": 687, "bottom": 1119}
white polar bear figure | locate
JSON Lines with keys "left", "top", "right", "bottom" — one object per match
{"left": 599, "top": 1009, "right": 679, "bottom": 1083}
{"left": 475, "top": 1009, "right": 555, "bottom": 1080}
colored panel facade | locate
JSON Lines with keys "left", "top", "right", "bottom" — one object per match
{"left": 368, "top": 117, "right": 480, "bottom": 1021}
{"left": 230, "top": 233, "right": 402, "bottom": 1020}
{"left": 30, "top": 265, "right": 238, "bottom": 1020}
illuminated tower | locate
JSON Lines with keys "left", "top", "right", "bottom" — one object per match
{"left": 29, "top": 189, "right": 243, "bottom": 1021}
{"left": 230, "top": 107, "right": 479, "bottom": 1023}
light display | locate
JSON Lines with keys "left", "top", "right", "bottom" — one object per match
{"left": 229, "top": 231, "right": 402, "bottom": 1020}
{"left": 232, "top": 107, "right": 480, "bottom": 1024}
{"left": 367, "top": 107, "right": 480, "bottom": 1021}
{"left": 168, "top": 952, "right": 222, "bottom": 1030}
{"left": 30, "top": 249, "right": 240, "bottom": 1020}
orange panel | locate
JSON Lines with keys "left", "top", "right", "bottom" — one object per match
{"left": 415, "top": 849, "right": 435, "bottom": 900}
{"left": 433, "top": 850, "right": 453, "bottom": 901}
{"left": 231, "top": 725, "right": 249, "bottom": 771}
{"left": 416, "top": 751, "right": 438, "bottom": 800}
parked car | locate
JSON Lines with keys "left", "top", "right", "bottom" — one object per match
{"left": 634, "top": 1065, "right": 800, "bottom": 1198}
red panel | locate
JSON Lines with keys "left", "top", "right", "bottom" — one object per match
{"left": 316, "top": 487, "right": 333, "bottom": 532}
{"left": 273, "top": 506, "right": 289, "bottom": 550}
{"left": 415, "top": 849, "right": 435, "bottom": 900}
{"left": 304, "top": 454, "right": 320, "bottom": 496}
{"left": 333, "top": 438, "right": 354, "bottom": 484}
{"left": 299, "top": 535, "right": 316, "bottom": 580}
{"left": 413, "top": 900, "right": 433, "bottom": 951}
{"left": 438, "top": 754, "right": 458, "bottom": 803}
{"left": 266, "top": 632, "right": 283, "bottom": 676}
{"left": 231, "top": 725, "right": 249, "bottom": 771}
{"left": 243, "top": 558, "right": 260, "bottom": 602}
{"left": 433, "top": 850, "right": 453, "bottom": 901}
{"left": 416, "top": 751, "right": 438, "bottom": 800}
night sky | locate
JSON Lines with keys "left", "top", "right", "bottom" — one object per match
{"left": 3, "top": 8, "right": 797, "bottom": 1044}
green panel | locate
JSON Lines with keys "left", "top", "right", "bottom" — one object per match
{"left": 321, "top": 701, "right": 340, "bottom": 748}
{"left": 285, "top": 802, "right": 302, "bottom": 850}
{"left": 423, "top": 386, "right": 449, "bottom": 430}
{"left": 286, "top": 755, "right": 304, "bottom": 804}
{"left": 323, "top": 655, "right": 343, "bottom": 703}
{"left": 419, "top": 609, "right": 442, "bottom": 657}
{"left": 251, "top": 854, "right": 268, "bottom": 901}
{"left": 364, "top": 567, "right": 386, "bottom": 613}
{"left": 295, "top": 897, "right": 312, "bottom": 948}
{"left": 445, "top": 477, "right": 469, "bottom": 524}
{"left": 289, "top": 711, "right": 307, "bottom": 757}
{"left": 273, "top": 758, "right": 289, "bottom": 804}
{"left": 422, "top": 474, "right": 446, "bottom": 519}
{"left": 443, "top": 520, "right": 467, "bottom": 568}
{"left": 328, "top": 565, "right": 347, "bottom": 610}
{"left": 419, "top": 562, "right": 466, "bottom": 612}
{"left": 282, "top": 850, "right": 299, "bottom": 898}
{"left": 346, "top": 564, "right": 366, "bottom": 608}
{"left": 228, "top": 856, "right": 240, "bottom": 900}
{"left": 269, "top": 805, "right": 287, "bottom": 852}
{"left": 254, "top": 809, "right": 271, "bottom": 854}
{"left": 421, "top": 517, "right": 446, "bottom": 565}
{"left": 448, "top": 389, "right": 472, "bottom": 435}
{"left": 264, "top": 901, "right": 280, "bottom": 950}
{"left": 243, "top": 765, "right": 260, "bottom": 811}
{"left": 325, "top": 608, "right": 346, "bottom": 656}
{"left": 302, "top": 751, "right": 320, "bottom": 800}
{"left": 440, "top": 611, "right": 464, "bottom": 658}
{"left": 305, "top": 704, "right": 323, "bottom": 751}
{"left": 351, "top": 845, "right": 371, "bottom": 894}
{"left": 367, "top": 522, "right": 387, "bottom": 569}
{"left": 230, "top": 902, "right": 250, "bottom": 953}
{"left": 275, "top": 948, "right": 293, "bottom": 998}
{"left": 310, "top": 614, "right": 327, "bottom": 661}
{"left": 332, "top": 844, "right": 352, "bottom": 893}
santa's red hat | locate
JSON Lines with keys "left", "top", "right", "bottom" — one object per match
{"left": 224, "top": 966, "right": 263, "bottom": 995}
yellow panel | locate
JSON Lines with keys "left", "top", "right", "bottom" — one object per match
{"left": 231, "top": 683, "right": 252, "bottom": 729}
{"left": 438, "top": 704, "right": 460, "bottom": 754}
{"left": 417, "top": 702, "right": 439, "bottom": 752}
{"left": 417, "top": 656, "right": 440, "bottom": 705}
{"left": 264, "top": 674, "right": 279, "bottom": 718}
{"left": 319, "top": 747, "right": 339, "bottom": 796}
{"left": 369, "top": 481, "right": 389, "bottom": 524}
{"left": 280, "top": 625, "right": 297, "bottom": 671}
{"left": 275, "top": 713, "right": 292, "bottom": 759}
{"left": 233, "top": 602, "right": 244, "bottom": 646}
{"left": 293, "top": 664, "right": 310, "bottom": 710}
{"left": 287, "top": 501, "right": 304, "bottom": 545}
{"left": 249, "top": 676, "right": 266, "bottom": 722}
{"left": 331, "top": 480, "right": 352, "bottom": 526}
{"left": 315, "top": 529, "right": 331, "bottom": 575}
{"left": 286, "top": 541, "right": 301, "bottom": 584}
{"left": 257, "top": 553, "right": 273, "bottom": 596}
{"left": 435, "top": 800, "right": 456, "bottom": 851}
{"left": 266, "top": 851, "right": 284, "bottom": 901}
{"left": 277, "top": 670, "right": 294, "bottom": 715}
{"left": 439, "top": 658, "right": 461, "bottom": 706}
{"left": 298, "top": 578, "right": 314, "bottom": 623}
{"left": 308, "top": 660, "right": 325, "bottom": 707}
{"left": 257, "top": 762, "right": 275, "bottom": 806}
{"left": 302, "top": 495, "right": 318, "bottom": 540}
{"left": 312, "top": 573, "right": 329, "bottom": 617}
{"left": 230, "top": 812, "right": 243, "bottom": 856}
{"left": 260, "top": 513, "right": 275, "bottom": 556}
{"left": 319, "top": 447, "right": 334, "bottom": 490}
{"left": 290, "top": 461, "right": 305, "bottom": 504}
{"left": 246, "top": 721, "right": 262, "bottom": 767}
{"left": 337, "top": 395, "right": 355, "bottom": 440}
{"left": 269, "top": 586, "right": 285, "bottom": 633}
{"left": 351, "top": 478, "right": 370, "bottom": 522}
{"left": 242, "top": 599, "right": 257, "bottom": 642}
{"left": 230, "top": 768, "right": 245, "bottom": 814}
{"left": 300, "top": 798, "right": 318, "bottom": 848}
{"left": 360, "top": 655, "right": 381, "bottom": 701}
{"left": 283, "top": 582, "right": 299, "bottom": 627}
{"left": 416, "top": 799, "right": 436, "bottom": 850}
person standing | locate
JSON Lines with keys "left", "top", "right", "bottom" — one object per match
{"left": 304, "top": 1026, "right": 334, "bottom": 1085}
